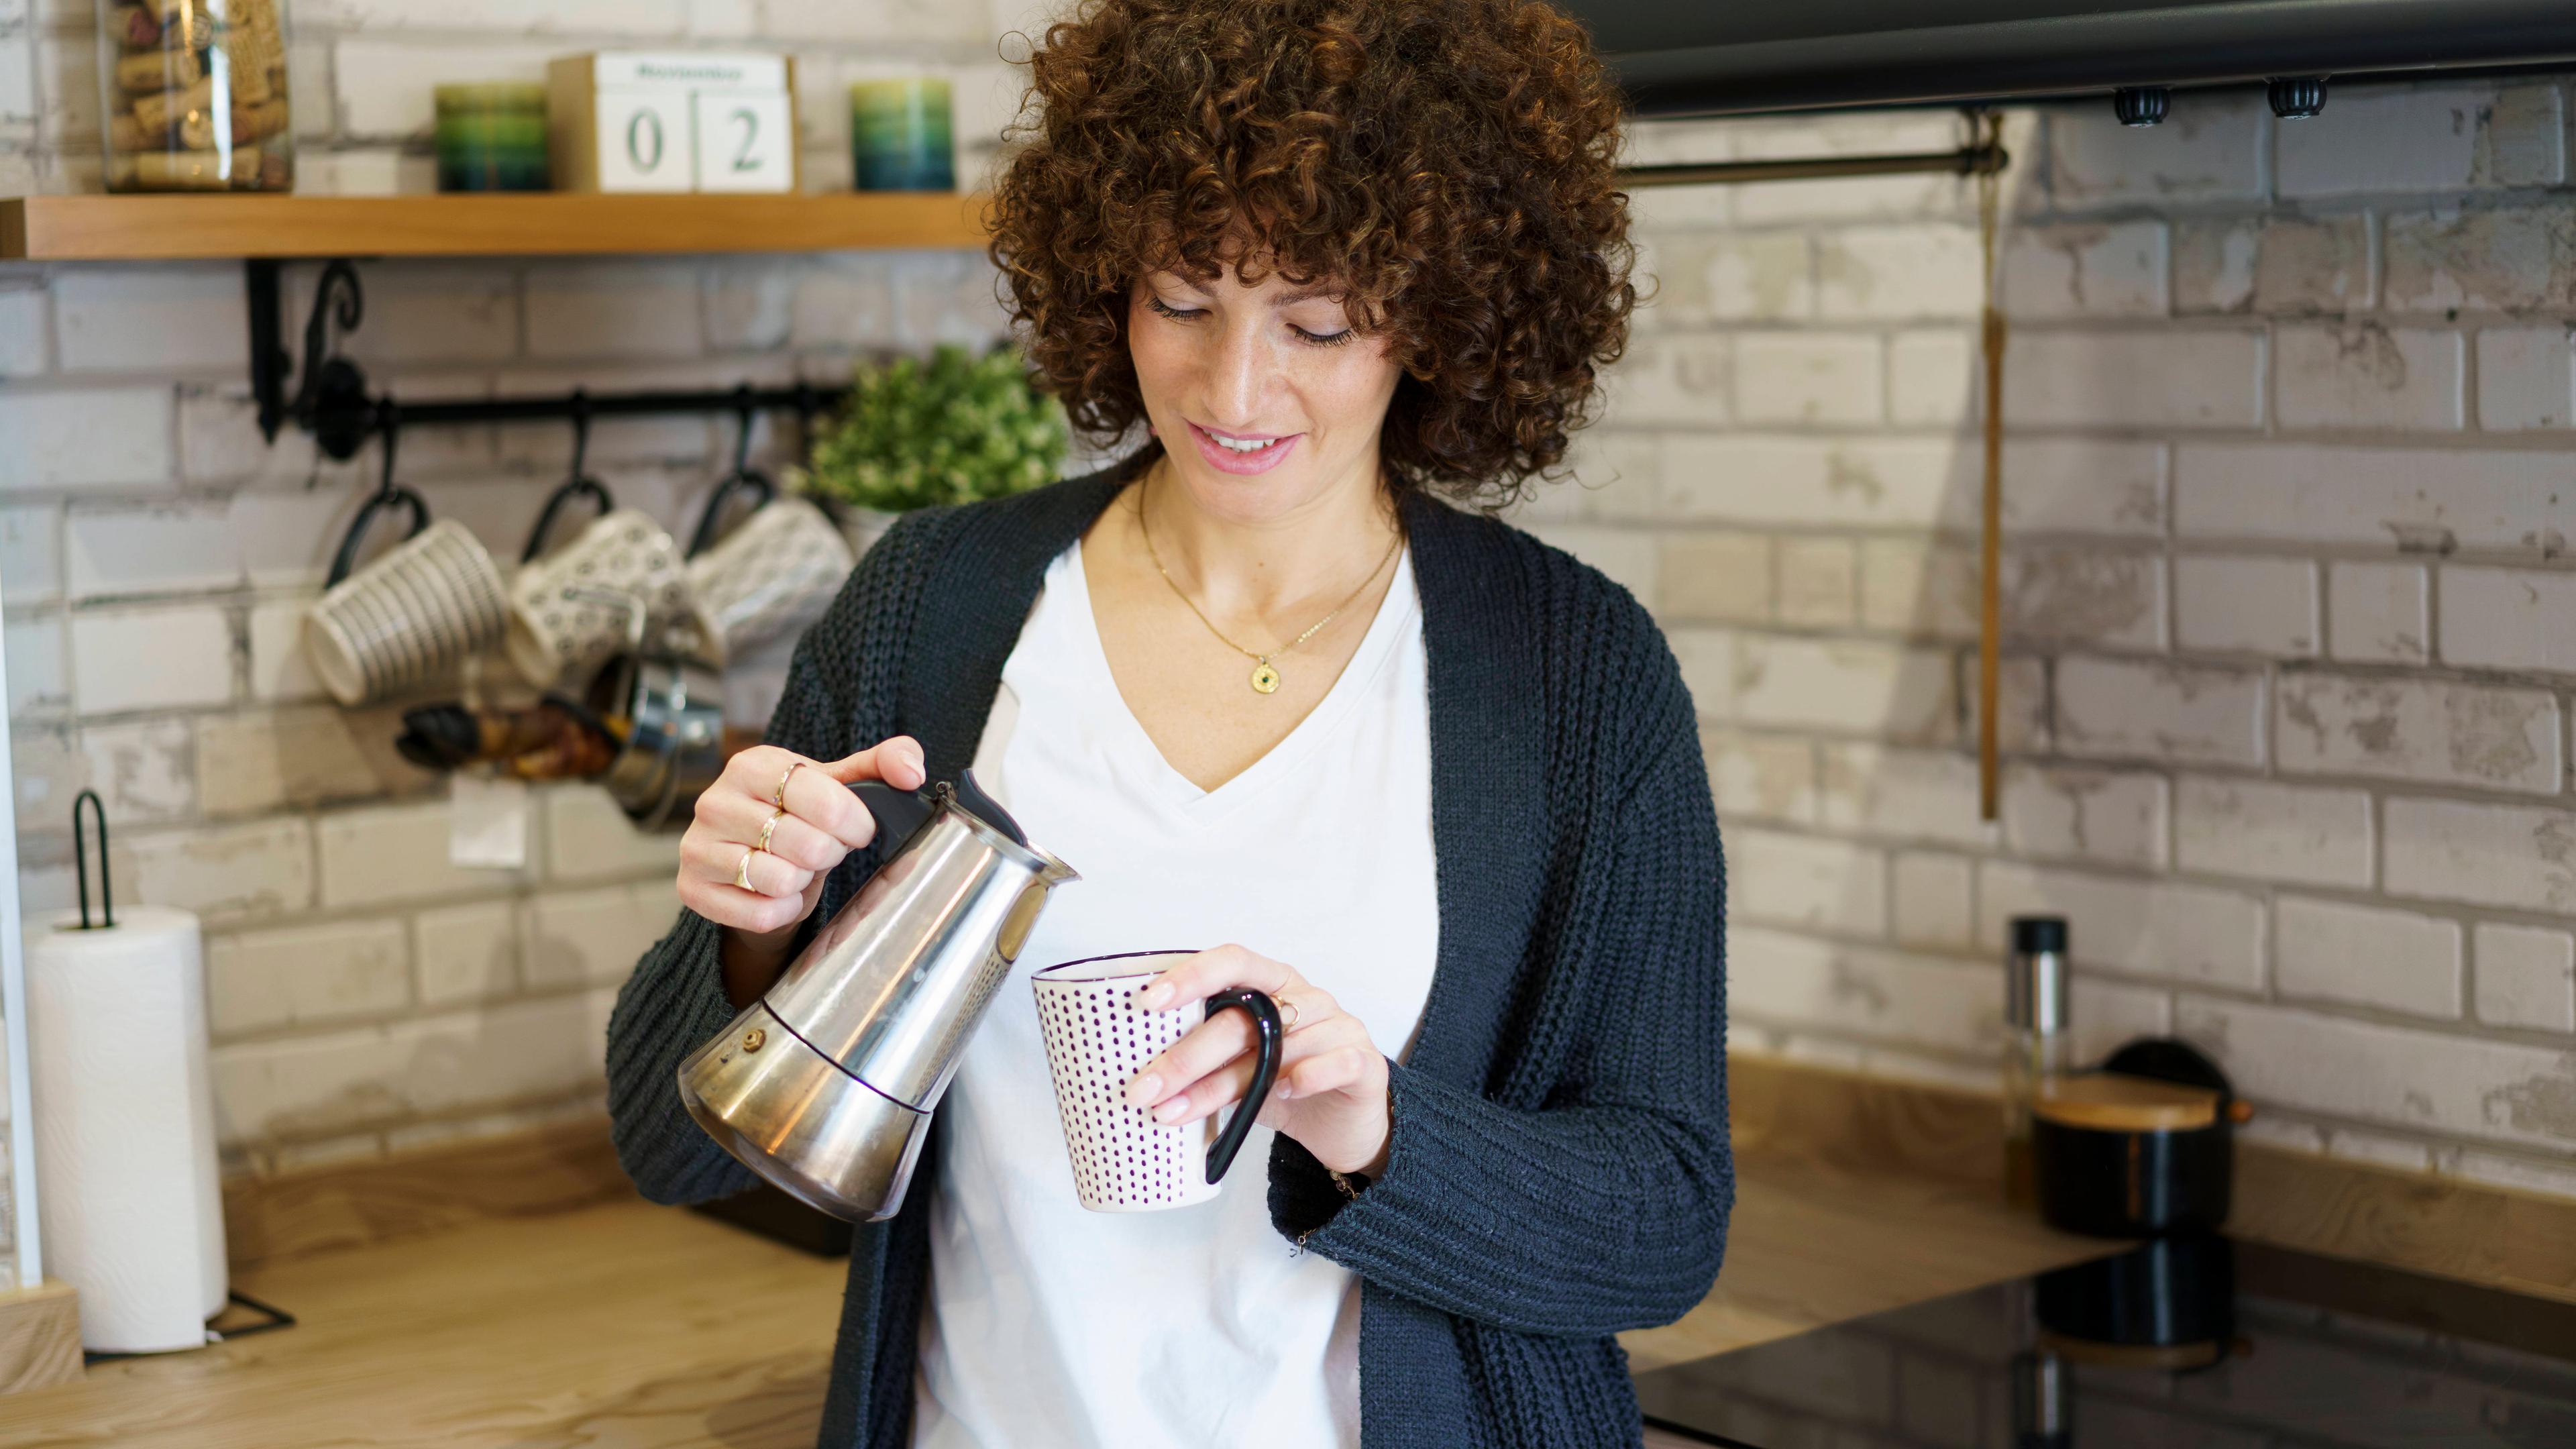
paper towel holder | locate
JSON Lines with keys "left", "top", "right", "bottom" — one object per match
{"left": 70, "top": 789, "right": 111, "bottom": 932}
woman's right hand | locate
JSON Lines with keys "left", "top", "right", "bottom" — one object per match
{"left": 678, "top": 736, "right": 928, "bottom": 961}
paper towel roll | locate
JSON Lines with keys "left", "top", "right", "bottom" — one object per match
{"left": 27, "top": 906, "right": 228, "bottom": 1353}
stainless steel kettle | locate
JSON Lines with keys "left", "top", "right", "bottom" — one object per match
{"left": 676, "top": 768, "right": 1077, "bottom": 1221}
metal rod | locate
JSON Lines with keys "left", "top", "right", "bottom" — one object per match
{"left": 1619, "top": 144, "right": 2006, "bottom": 188}
{"left": 329, "top": 385, "right": 848, "bottom": 435}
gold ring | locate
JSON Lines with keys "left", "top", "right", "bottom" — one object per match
{"left": 1277, "top": 996, "right": 1301, "bottom": 1032}
{"left": 771, "top": 760, "right": 805, "bottom": 808}
{"left": 735, "top": 848, "right": 761, "bottom": 891}
{"left": 758, "top": 807, "right": 786, "bottom": 853}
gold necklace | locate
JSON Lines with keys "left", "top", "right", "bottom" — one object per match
{"left": 1136, "top": 482, "right": 1403, "bottom": 695}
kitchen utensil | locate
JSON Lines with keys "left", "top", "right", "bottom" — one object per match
{"left": 303, "top": 424, "right": 508, "bottom": 706}
{"left": 504, "top": 432, "right": 688, "bottom": 687}
{"left": 678, "top": 400, "right": 851, "bottom": 661}
{"left": 26, "top": 792, "right": 225, "bottom": 1352}
{"left": 676, "top": 769, "right": 1079, "bottom": 1221}
{"left": 684, "top": 495, "right": 852, "bottom": 664}
{"left": 2033, "top": 1038, "right": 2239, "bottom": 1238}
{"left": 2002, "top": 914, "right": 2071, "bottom": 1208}
{"left": 1030, "top": 951, "right": 1283, "bottom": 1212}
{"left": 393, "top": 694, "right": 619, "bottom": 780}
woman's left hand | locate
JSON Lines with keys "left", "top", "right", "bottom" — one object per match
{"left": 1123, "top": 944, "right": 1391, "bottom": 1178}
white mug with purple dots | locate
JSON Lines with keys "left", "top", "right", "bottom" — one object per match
{"left": 1029, "top": 951, "right": 1283, "bottom": 1212}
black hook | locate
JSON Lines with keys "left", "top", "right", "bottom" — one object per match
{"left": 568, "top": 388, "right": 594, "bottom": 482}
{"left": 792, "top": 380, "right": 820, "bottom": 449}
{"left": 685, "top": 385, "right": 777, "bottom": 558}
{"left": 731, "top": 384, "right": 759, "bottom": 478}
{"left": 324, "top": 400, "right": 429, "bottom": 588}
{"left": 521, "top": 393, "right": 616, "bottom": 564}
{"left": 292, "top": 260, "right": 364, "bottom": 421}
{"left": 376, "top": 397, "right": 401, "bottom": 498}
{"left": 72, "top": 788, "right": 113, "bottom": 930}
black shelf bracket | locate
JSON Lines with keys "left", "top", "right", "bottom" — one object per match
{"left": 244, "top": 256, "right": 845, "bottom": 463}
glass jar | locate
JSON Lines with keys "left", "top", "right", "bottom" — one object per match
{"left": 435, "top": 83, "right": 549, "bottom": 193}
{"left": 2002, "top": 915, "right": 2072, "bottom": 1208}
{"left": 95, "top": 0, "right": 295, "bottom": 193}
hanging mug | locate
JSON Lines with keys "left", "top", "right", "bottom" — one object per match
{"left": 1030, "top": 952, "right": 1283, "bottom": 1213}
{"left": 682, "top": 477, "right": 854, "bottom": 664}
{"left": 303, "top": 424, "right": 508, "bottom": 706}
{"left": 504, "top": 474, "right": 688, "bottom": 689}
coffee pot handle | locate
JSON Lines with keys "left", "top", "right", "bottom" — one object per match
{"left": 1199, "top": 989, "right": 1283, "bottom": 1185}
{"left": 851, "top": 780, "right": 934, "bottom": 856}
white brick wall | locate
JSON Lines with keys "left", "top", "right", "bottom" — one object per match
{"left": 2273, "top": 897, "right": 2462, "bottom": 1018}
{"left": 1719, "top": 76, "right": 2576, "bottom": 1197}
{"left": 5, "top": 31, "right": 2576, "bottom": 1213}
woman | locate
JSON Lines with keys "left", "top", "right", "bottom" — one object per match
{"left": 604, "top": 1, "right": 1730, "bottom": 1444}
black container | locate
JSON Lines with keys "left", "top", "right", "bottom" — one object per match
{"left": 2031, "top": 1038, "right": 2234, "bottom": 1238}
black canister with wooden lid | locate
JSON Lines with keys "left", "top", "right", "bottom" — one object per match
{"left": 2031, "top": 1038, "right": 2240, "bottom": 1238}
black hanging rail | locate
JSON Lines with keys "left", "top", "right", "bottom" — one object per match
{"left": 248, "top": 256, "right": 849, "bottom": 462}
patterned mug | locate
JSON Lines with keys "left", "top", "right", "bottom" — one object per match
{"left": 506, "top": 508, "right": 688, "bottom": 688}
{"left": 1030, "top": 951, "right": 1282, "bottom": 1213}
{"left": 683, "top": 495, "right": 855, "bottom": 664}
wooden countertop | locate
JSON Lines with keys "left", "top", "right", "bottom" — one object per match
{"left": 0, "top": 1143, "right": 2110, "bottom": 1447}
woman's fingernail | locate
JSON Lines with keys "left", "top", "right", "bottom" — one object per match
{"left": 1274, "top": 1081, "right": 1295, "bottom": 1101}
{"left": 1152, "top": 1098, "right": 1186, "bottom": 1123}
{"left": 1126, "top": 1073, "right": 1161, "bottom": 1105}
{"left": 1138, "top": 982, "right": 1173, "bottom": 1009}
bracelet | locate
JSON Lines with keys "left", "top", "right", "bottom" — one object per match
{"left": 1328, "top": 1168, "right": 1366, "bottom": 1200}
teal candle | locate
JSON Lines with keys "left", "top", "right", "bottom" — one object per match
{"left": 436, "top": 83, "right": 550, "bottom": 193}
{"left": 850, "top": 77, "right": 954, "bottom": 192}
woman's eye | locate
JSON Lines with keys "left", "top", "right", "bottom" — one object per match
{"left": 1145, "top": 290, "right": 1352, "bottom": 345}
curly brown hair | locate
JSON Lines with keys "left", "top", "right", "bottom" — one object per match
{"left": 985, "top": 0, "right": 1636, "bottom": 510}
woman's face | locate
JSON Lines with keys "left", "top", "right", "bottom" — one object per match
{"left": 1126, "top": 264, "right": 1402, "bottom": 524}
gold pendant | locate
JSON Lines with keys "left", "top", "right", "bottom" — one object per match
{"left": 1250, "top": 661, "right": 1281, "bottom": 694}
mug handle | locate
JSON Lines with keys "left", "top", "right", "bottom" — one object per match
{"left": 521, "top": 476, "right": 615, "bottom": 565}
{"left": 324, "top": 485, "right": 429, "bottom": 589}
{"left": 1200, "top": 988, "right": 1283, "bottom": 1185}
{"left": 685, "top": 468, "right": 777, "bottom": 559}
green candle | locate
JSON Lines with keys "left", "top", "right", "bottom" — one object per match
{"left": 436, "top": 83, "right": 550, "bottom": 193}
{"left": 849, "top": 77, "right": 954, "bottom": 192}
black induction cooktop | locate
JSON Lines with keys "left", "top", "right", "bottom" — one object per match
{"left": 1635, "top": 1234, "right": 2576, "bottom": 1448}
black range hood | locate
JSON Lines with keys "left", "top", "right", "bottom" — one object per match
{"left": 1568, "top": 0, "right": 2576, "bottom": 117}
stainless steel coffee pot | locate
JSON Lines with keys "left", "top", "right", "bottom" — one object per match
{"left": 677, "top": 769, "right": 1077, "bottom": 1221}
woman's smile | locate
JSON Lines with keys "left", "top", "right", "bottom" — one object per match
{"left": 1186, "top": 420, "right": 1301, "bottom": 475}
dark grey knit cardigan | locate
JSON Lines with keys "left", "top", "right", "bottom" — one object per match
{"left": 604, "top": 461, "right": 1732, "bottom": 1448}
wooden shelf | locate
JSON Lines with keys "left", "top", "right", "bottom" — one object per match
{"left": 0, "top": 191, "right": 989, "bottom": 261}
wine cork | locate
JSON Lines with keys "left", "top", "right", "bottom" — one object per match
{"left": 105, "top": 3, "right": 163, "bottom": 48}
{"left": 132, "top": 145, "right": 260, "bottom": 191}
{"left": 131, "top": 76, "right": 213, "bottom": 135}
{"left": 116, "top": 47, "right": 200, "bottom": 93}
{"left": 109, "top": 111, "right": 157, "bottom": 154}
{"left": 226, "top": 58, "right": 274, "bottom": 107}
{"left": 220, "top": 0, "right": 285, "bottom": 79}
{"left": 180, "top": 97, "right": 288, "bottom": 151}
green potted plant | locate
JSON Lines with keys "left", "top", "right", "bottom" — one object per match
{"left": 794, "top": 342, "right": 1070, "bottom": 553}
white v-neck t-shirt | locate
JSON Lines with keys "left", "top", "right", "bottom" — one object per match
{"left": 909, "top": 537, "right": 1440, "bottom": 1449}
